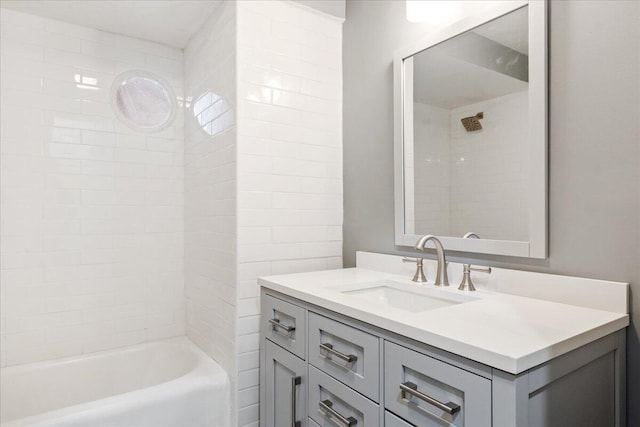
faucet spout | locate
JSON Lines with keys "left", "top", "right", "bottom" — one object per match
{"left": 414, "top": 235, "right": 449, "bottom": 286}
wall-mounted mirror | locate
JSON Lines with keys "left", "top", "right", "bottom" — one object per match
{"left": 394, "top": 1, "right": 547, "bottom": 258}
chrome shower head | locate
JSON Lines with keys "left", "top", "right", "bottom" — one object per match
{"left": 461, "top": 112, "right": 484, "bottom": 132}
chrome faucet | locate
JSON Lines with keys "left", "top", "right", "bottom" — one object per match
{"left": 414, "top": 235, "right": 449, "bottom": 286}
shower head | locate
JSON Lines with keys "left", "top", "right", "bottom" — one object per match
{"left": 461, "top": 112, "right": 484, "bottom": 132}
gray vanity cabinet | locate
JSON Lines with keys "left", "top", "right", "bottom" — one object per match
{"left": 260, "top": 289, "right": 626, "bottom": 427}
{"left": 264, "top": 340, "right": 307, "bottom": 427}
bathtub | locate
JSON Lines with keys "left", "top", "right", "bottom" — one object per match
{"left": 0, "top": 337, "right": 229, "bottom": 427}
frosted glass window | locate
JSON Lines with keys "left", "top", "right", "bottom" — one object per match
{"left": 111, "top": 70, "right": 177, "bottom": 132}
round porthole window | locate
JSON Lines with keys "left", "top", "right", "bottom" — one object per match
{"left": 111, "top": 70, "right": 177, "bottom": 132}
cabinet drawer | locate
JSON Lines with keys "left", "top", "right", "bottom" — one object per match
{"left": 308, "top": 365, "right": 380, "bottom": 427}
{"left": 385, "top": 410, "right": 415, "bottom": 427}
{"left": 384, "top": 341, "right": 491, "bottom": 427}
{"left": 308, "top": 312, "right": 380, "bottom": 401}
{"left": 263, "top": 294, "right": 306, "bottom": 359}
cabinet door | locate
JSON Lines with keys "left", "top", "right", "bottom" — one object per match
{"left": 384, "top": 341, "right": 491, "bottom": 427}
{"left": 264, "top": 340, "right": 307, "bottom": 427}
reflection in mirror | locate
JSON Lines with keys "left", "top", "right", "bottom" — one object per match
{"left": 404, "top": 6, "right": 529, "bottom": 242}
{"left": 192, "top": 91, "right": 234, "bottom": 137}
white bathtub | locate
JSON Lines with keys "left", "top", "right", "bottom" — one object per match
{"left": 0, "top": 337, "right": 229, "bottom": 427}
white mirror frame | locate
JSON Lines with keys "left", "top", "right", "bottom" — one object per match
{"left": 394, "top": 0, "right": 547, "bottom": 258}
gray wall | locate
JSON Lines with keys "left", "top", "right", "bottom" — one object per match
{"left": 343, "top": 0, "right": 640, "bottom": 424}
{"left": 293, "top": 0, "right": 345, "bottom": 19}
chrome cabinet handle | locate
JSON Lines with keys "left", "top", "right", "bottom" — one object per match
{"left": 319, "top": 343, "right": 357, "bottom": 366}
{"left": 400, "top": 381, "right": 461, "bottom": 415}
{"left": 269, "top": 318, "right": 295, "bottom": 334}
{"left": 319, "top": 399, "right": 357, "bottom": 426}
{"left": 291, "top": 376, "right": 301, "bottom": 427}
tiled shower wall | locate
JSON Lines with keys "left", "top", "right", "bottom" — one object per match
{"left": 183, "top": 0, "right": 237, "bottom": 408}
{"left": 236, "top": 1, "right": 343, "bottom": 425}
{"left": 449, "top": 91, "right": 528, "bottom": 240}
{"left": 411, "top": 91, "right": 528, "bottom": 241}
{"left": 0, "top": 9, "right": 185, "bottom": 367}
{"left": 413, "top": 102, "right": 450, "bottom": 236}
{"left": 1, "top": 4, "right": 342, "bottom": 425}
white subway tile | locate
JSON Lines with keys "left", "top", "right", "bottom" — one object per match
{"left": 44, "top": 48, "right": 115, "bottom": 73}
{"left": 44, "top": 32, "right": 83, "bottom": 53}
{"left": 238, "top": 385, "right": 260, "bottom": 408}
{"left": 143, "top": 56, "right": 180, "bottom": 79}
{"left": 50, "top": 128, "right": 81, "bottom": 144}
{"left": 238, "top": 404, "right": 259, "bottom": 426}
{"left": 1, "top": 39, "right": 44, "bottom": 61}
{"left": 81, "top": 40, "right": 145, "bottom": 66}
{"left": 238, "top": 367, "right": 260, "bottom": 390}
{"left": 272, "top": 225, "right": 329, "bottom": 243}
{"left": 81, "top": 100, "right": 112, "bottom": 117}
{"left": 238, "top": 315, "right": 260, "bottom": 336}
{"left": 0, "top": 71, "right": 43, "bottom": 94}
{"left": 1, "top": 252, "right": 43, "bottom": 270}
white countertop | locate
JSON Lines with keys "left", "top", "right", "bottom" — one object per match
{"left": 259, "top": 266, "right": 629, "bottom": 374}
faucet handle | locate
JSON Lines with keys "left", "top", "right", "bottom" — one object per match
{"left": 470, "top": 266, "right": 491, "bottom": 274}
{"left": 402, "top": 258, "right": 428, "bottom": 283}
{"left": 458, "top": 264, "right": 491, "bottom": 291}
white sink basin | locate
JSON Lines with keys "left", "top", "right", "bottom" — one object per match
{"left": 338, "top": 280, "right": 477, "bottom": 312}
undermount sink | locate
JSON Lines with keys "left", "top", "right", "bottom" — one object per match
{"left": 338, "top": 280, "right": 477, "bottom": 312}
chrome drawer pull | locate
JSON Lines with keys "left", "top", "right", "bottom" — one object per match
{"left": 291, "top": 376, "right": 301, "bottom": 427}
{"left": 319, "top": 343, "right": 357, "bottom": 367}
{"left": 319, "top": 399, "right": 357, "bottom": 426}
{"left": 400, "top": 381, "right": 461, "bottom": 415}
{"left": 269, "top": 318, "right": 295, "bottom": 334}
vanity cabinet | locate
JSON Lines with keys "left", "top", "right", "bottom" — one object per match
{"left": 260, "top": 289, "right": 625, "bottom": 427}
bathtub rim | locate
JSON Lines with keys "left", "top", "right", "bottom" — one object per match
{"left": 0, "top": 336, "right": 229, "bottom": 427}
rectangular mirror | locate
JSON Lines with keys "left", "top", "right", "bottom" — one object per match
{"left": 394, "top": 1, "right": 547, "bottom": 258}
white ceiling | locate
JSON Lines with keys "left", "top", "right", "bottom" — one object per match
{"left": 0, "top": 0, "right": 221, "bottom": 48}
{"left": 413, "top": 54, "right": 527, "bottom": 109}
{"left": 411, "top": 6, "right": 529, "bottom": 109}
